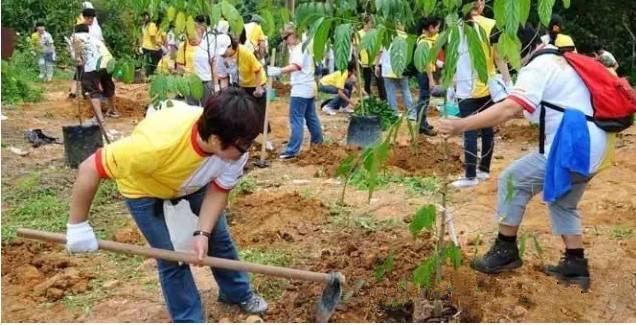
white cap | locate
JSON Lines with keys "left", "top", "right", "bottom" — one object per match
{"left": 214, "top": 34, "right": 232, "bottom": 56}
{"left": 82, "top": 1, "right": 94, "bottom": 9}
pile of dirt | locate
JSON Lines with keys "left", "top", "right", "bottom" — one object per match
{"left": 229, "top": 191, "right": 329, "bottom": 246}
{"left": 262, "top": 227, "right": 483, "bottom": 322}
{"left": 292, "top": 143, "right": 360, "bottom": 176}
{"left": 272, "top": 80, "right": 291, "bottom": 98}
{"left": 496, "top": 122, "right": 539, "bottom": 144}
{"left": 1, "top": 240, "right": 95, "bottom": 303}
{"left": 388, "top": 139, "right": 464, "bottom": 176}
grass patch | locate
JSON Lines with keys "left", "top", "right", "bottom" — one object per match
{"left": 610, "top": 226, "right": 634, "bottom": 240}
{"left": 240, "top": 248, "right": 294, "bottom": 300}
{"left": 332, "top": 211, "right": 402, "bottom": 231}
{"left": 229, "top": 175, "right": 257, "bottom": 203}
{"left": 347, "top": 170, "right": 439, "bottom": 196}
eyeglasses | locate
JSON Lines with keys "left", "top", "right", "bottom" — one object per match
{"left": 233, "top": 141, "right": 252, "bottom": 154}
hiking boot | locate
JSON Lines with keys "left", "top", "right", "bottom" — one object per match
{"left": 219, "top": 294, "right": 268, "bottom": 314}
{"left": 543, "top": 254, "right": 590, "bottom": 292}
{"left": 471, "top": 238, "right": 523, "bottom": 274}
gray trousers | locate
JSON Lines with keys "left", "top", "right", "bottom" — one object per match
{"left": 497, "top": 152, "right": 591, "bottom": 235}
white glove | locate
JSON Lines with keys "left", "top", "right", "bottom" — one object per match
{"left": 267, "top": 66, "right": 282, "bottom": 77}
{"left": 66, "top": 221, "right": 98, "bottom": 253}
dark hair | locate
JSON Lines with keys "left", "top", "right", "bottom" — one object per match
{"left": 82, "top": 8, "right": 96, "bottom": 18}
{"left": 195, "top": 15, "right": 210, "bottom": 26}
{"left": 141, "top": 12, "right": 149, "bottom": 17}
{"left": 362, "top": 14, "right": 372, "bottom": 25}
{"left": 518, "top": 24, "right": 542, "bottom": 58}
{"left": 548, "top": 14, "right": 564, "bottom": 44}
{"left": 197, "top": 88, "right": 263, "bottom": 149}
{"left": 35, "top": 21, "right": 45, "bottom": 28}
{"left": 347, "top": 60, "right": 357, "bottom": 72}
{"left": 417, "top": 17, "right": 442, "bottom": 33}
{"left": 74, "top": 24, "right": 89, "bottom": 33}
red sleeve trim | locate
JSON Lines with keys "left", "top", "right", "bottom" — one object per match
{"left": 191, "top": 123, "right": 212, "bottom": 157}
{"left": 211, "top": 180, "right": 232, "bottom": 193}
{"left": 94, "top": 148, "right": 110, "bottom": 179}
{"left": 508, "top": 95, "right": 535, "bottom": 113}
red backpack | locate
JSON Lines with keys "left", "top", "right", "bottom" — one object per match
{"left": 529, "top": 48, "right": 636, "bottom": 153}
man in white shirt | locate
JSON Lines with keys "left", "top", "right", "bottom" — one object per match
{"left": 267, "top": 24, "right": 323, "bottom": 160}
{"left": 438, "top": 25, "right": 615, "bottom": 291}
{"left": 35, "top": 22, "right": 55, "bottom": 82}
{"left": 81, "top": 8, "right": 104, "bottom": 43}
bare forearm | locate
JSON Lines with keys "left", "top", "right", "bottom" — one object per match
{"left": 69, "top": 156, "right": 102, "bottom": 224}
{"left": 494, "top": 49, "right": 512, "bottom": 83}
{"left": 338, "top": 90, "right": 351, "bottom": 103}
{"left": 197, "top": 188, "right": 228, "bottom": 233}
{"left": 281, "top": 64, "right": 300, "bottom": 74}
{"left": 456, "top": 99, "right": 523, "bottom": 132}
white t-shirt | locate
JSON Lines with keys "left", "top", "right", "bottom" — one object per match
{"left": 379, "top": 48, "right": 397, "bottom": 78}
{"left": 508, "top": 45, "right": 609, "bottom": 172}
{"left": 88, "top": 19, "right": 104, "bottom": 43}
{"left": 74, "top": 32, "right": 112, "bottom": 72}
{"left": 192, "top": 36, "right": 214, "bottom": 81}
{"left": 455, "top": 29, "right": 474, "bottom": 98}
{"left": 288, "top": 43, "right": 316, "bottom": 98}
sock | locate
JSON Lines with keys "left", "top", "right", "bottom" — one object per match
{"left": 498, "top": 232, "right": 517, "bottom": 243}
{"left": 566, "top": 248, "right": 585, "bottom": 259}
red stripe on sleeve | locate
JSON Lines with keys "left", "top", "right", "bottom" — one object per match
{"left": 211, "top": 180, "right": 232, "bottom": 193}
{"left": 94, "top": 149, "right": 110, "bottom": 179}
{"left": 508, "top": 95, "right": 536, "bottom": 113}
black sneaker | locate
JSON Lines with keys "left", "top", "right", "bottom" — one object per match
{"left": 471, "top": 238, "right": 523, "bottom": 274}
{"left": 543, "top": 254, "right": 590, "bottom": 292}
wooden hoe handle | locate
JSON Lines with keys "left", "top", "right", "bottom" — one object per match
{"left": 17, "top": 228, "right": 332, "bottom": 284}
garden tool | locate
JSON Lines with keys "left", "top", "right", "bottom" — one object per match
{"left": 17, "top": 227, "right": 345, "bottom": 322}
{"left": 255, "top": 48, "right": 276, "bottom": 168}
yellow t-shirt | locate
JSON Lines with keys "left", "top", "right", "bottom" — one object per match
{"left": 320, "top": 71, "right": 348, "bottom": 89}
{"left": 142, "top": 22, "right": 161, "bottom": 50}
{"left": 95, "top": 104, "right": 247, "bottom": 199}
{"left": 176, "top": 41, "right": 196, "bottom": 74}
{"left": 358, "top": 29, "right": 370, "bottom": 67}
{"left": 30, "top": 32, "right": 40, "bottom": 50}
{"left": 235, "top": 45, "right": 266, "bottom": 87}
{"left": 471, "top": 15, "right": 497, "bottom": 98}
{"left": 157, "top": 55, "right": 175, "bottom": 74}
{"left": 245, "top": 22, "right": 265, "bottom": 48}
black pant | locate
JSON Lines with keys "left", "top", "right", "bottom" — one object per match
{"left": 241, "top": 86, "right": 270, "bottom": 134}
{"left": 459, "top": 96, "right": 494, "bottom": 178}
{"left": 362, "top": 66, "right": 386, "bottom": 100}
{"left": 143, "top": 48, "right": 162, "bottom": 76}
{"left": 82, "top": 68, "right": 115, "bottom": 99}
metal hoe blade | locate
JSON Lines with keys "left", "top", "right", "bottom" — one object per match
{"left": 316, "top": 272, "right": 345, "bottom": 322}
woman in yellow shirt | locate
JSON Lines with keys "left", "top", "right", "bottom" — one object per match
{"left": 141, "top": 12, "right": 163, "bottom": 76}
{"left": 414, "top": 16, "right": 442, "bottom": 136}
{"left": 318, "top": 62, "right": 356, "bottom": 115}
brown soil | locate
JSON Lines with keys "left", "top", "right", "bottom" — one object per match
{"left": 229, "top": 191, "right": 329, "bottom": 247}
{"left": 496, "top": 121, "right": 540, "bottom": 144}
{"left": 272, "top": 80, "right": 291, "bottom": 98}
{"left": 388, "top": 138, "right": 464, "bottom": 176}
{"left": 292, "top": 143, "right": 360, "bottom": 176}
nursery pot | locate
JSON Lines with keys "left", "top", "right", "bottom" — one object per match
{"left": 62, "top": 124, "right": 103, "bottom": 169}
{"left": 346, "top": 115, "right": 382, "bottom": 148}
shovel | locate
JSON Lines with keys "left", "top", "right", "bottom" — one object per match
{"left": 254, "top": 48, "right": 276, "bottom": 168}
{"left": 17, "top": 228, "right": 344, "bottom": 322}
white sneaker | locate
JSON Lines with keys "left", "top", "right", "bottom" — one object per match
{"left": 451, "top": 177, "right": 479, "bottom": 188}
{"left": 321, "top": 106, "right": 337, "bottom": 116}
{"left": 477, "top": 170, "right": 490, "bottom": 181}
{"left": 342, "top": 106, "right": 354, "bottom": 114}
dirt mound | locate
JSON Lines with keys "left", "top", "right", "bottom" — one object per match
{"left": 2, "top": 240, "right": 95, "bottom": 302}
{"left": 292, "top": 144, "right": 360, "bottom": 176}
{"left": 272, "top": 80, "right": 291, "bottom": 97}
{"left": 229, "top": 192, "right": 329, "bottom": 246}
{"left": 388, "top": 138, "right": 464, "bottom": 176}
{"left": 497, "top": 122, "right": 539, "bottom": 144}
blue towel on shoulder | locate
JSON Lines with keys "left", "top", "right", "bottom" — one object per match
{"left": 543, "top": 109, "right": 590, "bottom": 202}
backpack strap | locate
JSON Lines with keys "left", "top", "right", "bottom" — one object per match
{"left": 527, "top": 48, "right": 562, "bottom": 65}
{"left": 538, "top": 101, "right": 594, "bottom": 154}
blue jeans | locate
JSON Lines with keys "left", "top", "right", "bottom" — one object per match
{"left": 282, "top": 97, "right": 323, "bottom": 156}
{"left": 415, "top": 72, "right": 431, "bottom": 129}
{"left": 319, "top": 83, "right": 352, "bottom": 109}
{"left": 458, "top": 96, "right": 495, "bottom": 179}
{"left": 126, "top": 186, "right": 252, "bottom": 322}
{"left": 383, "top": 77, "right": 414, "bottom": 116}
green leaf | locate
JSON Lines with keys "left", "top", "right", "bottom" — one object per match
{"left": 176, "top": 76, "right": 191, "bottom": 98}
{"left": 464, "top": 24, "right": 488, "bottom": 84}
{"left": 209, "top": 4, "right": 222, "bottom": 29}
{"left": 426, "top": 29, "right": 448, "bottom": 67}
{"left": 442, "top": 26, "right": 460, "bottom": 87}
{"left": 518, "top": 234, "right": 528, "bottom": 257}
{"left": 442, "top": 0, "right": 458, "bottom": 10}
{"left": 538, "top": 0, "right": 556, "bottom": 27}
{"left": 167, "top": 6, "right": 176, "bottom": 22}
{"left": 186, "top": 15, "right": 196, "bottom": 39}
{"left": 222, "top": 0, "right": 244, "bottom": 35}
{"left": 405, "top": 35, "right": 417, "bottom": 65}
{"left": 504, "top": 0, "right": 520, "bottom": 36}
{"left": 444, "top": 243, "right": 462, "bottom": 269}
{"left": 150, "top": 75, "right": 168, "bottom": 105}
{"left": 413, "top": 256, "right": 436, "bottom": 288}
{"left": 279, "top": 7, "right": 290, "bottom": 24}
{"left": 497, "top": 33, "right": 522, "bottom": 71}
{"left": 312, "top": 18, "right": 332, "bottom": 63}
{"left": 361, "top": 28, "right": 381, "bottom": 64}
{"left": 519, "top": 0, "right": 531, "bottom": 25}
{"left": 531, "top": 235, "right": 544, "bottom": 256}
{"left": 505, "top": 173, "right": 515, "bottom": 203}
{"left": 123, "top": 62, "right": 135, "bottom": 84}
{"left": 335, "top": 154, "right": 356, "bottom": 178}
{"left": 562, "top": 0, "right": 571, "bottom": 9}
{"left": 418, "top": 0, "right": 436, "bottom": 16}
{"left": 493, "top": 0, "right": 505, "bottom": 30}
{"left": 260, "top": 9, "right": 275, "bottom": 37}
{"left": 414, "top": 41, "right": 430, "bottom": 73}
{"left": 409, "top": 204, "right": 436, "bottom": 238}
{"left": 175, "top": 11, "right": 186, "bottom": 34}
{"left": 188, "top": 74, "right": 204, "bottom": 101}
{"left": 373, "top": 251, "right": 395, "bottom": 281}
{"left": 334, "top": 24, "right": 352, "bottom": 71}
{"left": 389, "top": 36, "right": 407, "bottom": 76}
